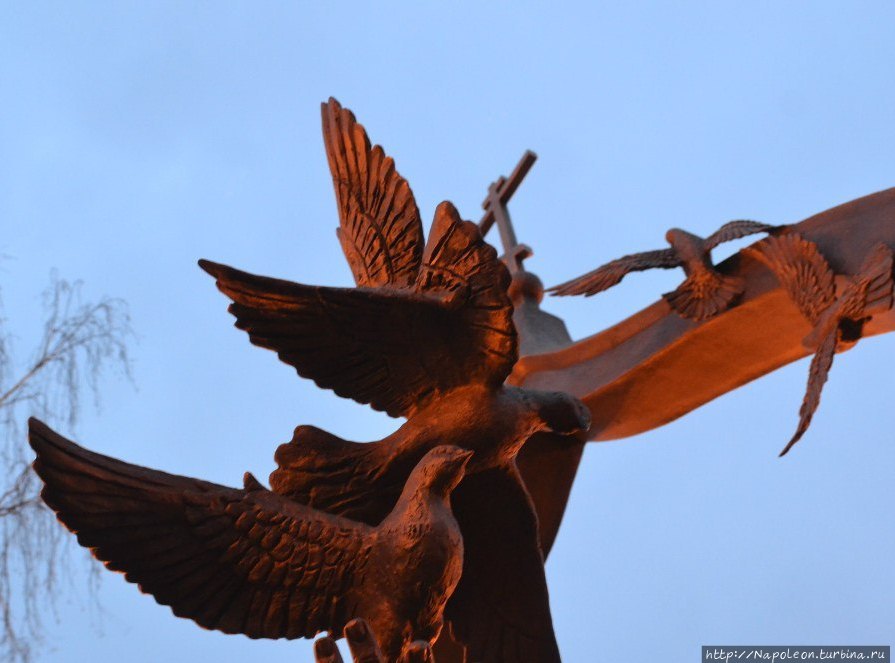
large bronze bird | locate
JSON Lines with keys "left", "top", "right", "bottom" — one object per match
{"left": 550, "top": 220, "right": 776, "bottom": 320}
{"left": 745, "top": 234, "right": 894, "bottom": 455}
{"left": 29, "top": 418, "right": 471, "bottom": 661}
{"left": 199, "top": 98, "right": 591, "bottom": 662}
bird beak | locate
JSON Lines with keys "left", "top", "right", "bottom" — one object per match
{"left": 450, "top": 449, "right": 474, "bottom": 475}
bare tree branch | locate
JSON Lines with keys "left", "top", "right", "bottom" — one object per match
{"left": 0, "top": 273, "right": 134, "bottom": 662}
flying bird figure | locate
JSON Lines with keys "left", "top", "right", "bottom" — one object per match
{"left": 199, "top": 98, "right": 591, "bottom": 662}
{"left": 745, "top": 234, "right": 894, "bottom": 455}
{"left": 550, "top": 220, "right": 777, "bottom": 320}
{"left": 29, "top": 418, "right": 471, "bottom": 661}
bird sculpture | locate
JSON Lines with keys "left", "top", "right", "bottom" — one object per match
{"left": 745, "top": 234, "right": 894, "bottom": 455}
{"left": 549, "top": 220, "right": 777, "bottom": 320}
{"left": 199, "top": 98, "right": 591, "bottom": 662}
{"left": 29, "top": 417, "right": 471, "bottom": 661}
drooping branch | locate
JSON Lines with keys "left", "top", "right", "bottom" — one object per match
{"left": 0, "top": 273, "right": 134, "bottom": 663}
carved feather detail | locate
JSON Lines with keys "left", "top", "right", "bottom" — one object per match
{"left": 548, "top": 248, "right": 679, "bottom": 296}
{"left": 750, "top": 238, "right": 895, "bottom": 454}
{"left": 30, "top": 418, "right": 470, "bottom": 659}
{"left": 549, "top": 219, "right": 774, "bottom": 322}
{"left": 744, "top": 233, "right": 836, "bottom": 324}
{"left": 703, "top": 220, "right": 777, "bottom": 251}
{"left": 663, "top": 270, "right": 745, "bottom": 321}
{"left": 200, "top": 102, "right": 516, "bottom": 419}
{"left": 323, "top": 98, "right": 424, "bottom": 289}
{"left": 780, "top": 329, "right": 837, "bottom": 456}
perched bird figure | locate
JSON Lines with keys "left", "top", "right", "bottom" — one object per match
{"left": 745, "top": 234, "right": 894, "bottom": 455}
{"left": 199, "top": 98, "right": 591, "bottom": 662}
{"left": 29, "top": 417, "right": 471, "bottom": 661}
{"left": 550, "top": 220, "right": 777, "bottom": 320}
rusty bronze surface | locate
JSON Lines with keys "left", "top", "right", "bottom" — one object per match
{"left": 30, "top": 418, "right": 470, "bottom": 661}
{"left": 550, "top": 219, "right": 776, "bottom": 320}
{"left": 514, "top": 187, "right": 895, "bottom": 448}
{"left": 198, "top": 98, "right": 590, "bottom": 662}
{"left": 746, "top": 235, "right": 894, "bottom": 454}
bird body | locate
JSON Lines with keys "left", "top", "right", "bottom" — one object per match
{"left": 29, "top": 417, "right": 471, "bottom": 661}
{"left": 272, "top": 382, "right": 589, "bottom": 522}
{"left": 551, "top": 220, "right": 776, "bottom": 320}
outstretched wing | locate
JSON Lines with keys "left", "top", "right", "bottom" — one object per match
{"left": 200, "top": 235, "right": 514, "bottom": 418}
{"left": 322, "top": 98, "right": 424, "bottom": 288}
{"left": 443, "top": 466, "right": 561, "bottom": 663}
{"left": 29, "top": 418, "right": 372, "bottom": 639}
{"left": 549, "top": 248, "right": 680, "bottom": 297}
{"left": 416, "top": 201, "right": 517, "bottom": 387}
{"left": 745, "top": 233, "right": 836, "bottom": 324}
{"left": 704, "top": 219, "right": 776, "bottom": 250}
{"left": 780, "top": 329, "right": 837, "bottom": 456}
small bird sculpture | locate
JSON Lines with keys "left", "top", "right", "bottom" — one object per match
{"left": 199, "top": 98, "right": 591, "bottom": 662}
{"left": 29, "top": 417, "right": 471, "bottom": 661}
{"left": 745, "top": 234, "right": 894, "bottom": 455}
{"left": 550, "top": 220, "right": 776, "bottom": 320}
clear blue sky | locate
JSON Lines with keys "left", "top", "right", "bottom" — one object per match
{"left": 2, "top": 3, "right": 893, "bottom": 661}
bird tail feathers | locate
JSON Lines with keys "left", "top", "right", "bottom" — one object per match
{"left": 663, "top": 271, "right": 744, "bottom": 321}
{"left": 270, "top": 425, "right": 399, "bottom": 526}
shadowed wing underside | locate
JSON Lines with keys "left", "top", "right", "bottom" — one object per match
{"left": 200, "top": 203, "right": 516, "bottom": 419}
{"left": 549, "top": 248, "right": 679, "bottom": 296}
{"left": 29, "top": 418, "right": 372, "bottom": 640}
{"left": 703, "top": 220, "right": 776, "bottom": 250}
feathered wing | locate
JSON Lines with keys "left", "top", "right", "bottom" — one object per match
{"left": 703, "top": 219, "right": 776, "bottom": 250}
{"left": 29, "top": 418, "right": 372, "bottom": 640}
{"left": 200, "top": 205, "right": 516, "bottom": 418}
{"left": 270, "top": 438, "right": 559, "bottom": 663}
{"left": 270, "top": 425, "right": 412, "bottom": 525}
{"left": 744, "top": 233, "right": 836, "bottom": 324}
{"left": 780, "top": 244, "right": 893, "bottom": 454}
{"left": 443, "top": 466, "right": 560, "bottom": 663}
{"left": 416, "top": 201, "right": 516, "bottom": 388}
{"left": 200, "top": 259, "right": 448, "bottom": 418}
{"left": 803, "top": 243, "right": 895, "bottom": 349}
{"left": 322, "top": 97, "right": 424, "bottom": 288}
{"left": 549, "top": 248, "right": 680, "bottom": 297}
{"left": 780, "top": 329, "right": 837, "bottom": 456}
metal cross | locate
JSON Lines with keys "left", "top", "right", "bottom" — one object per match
{"left": 479, "top": 150, "right": 537, "bottom": 274}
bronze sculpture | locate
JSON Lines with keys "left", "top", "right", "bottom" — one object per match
{"left": 746, "top": 234, "right": 894, "bottom": 454}
{"left": 24, "top": 91, "right": 895, "bottom": 661}
{"left": 29, "top": 418, "right": 471, "bottom": 660}
{"left": 199, "top": 98, "right": 591, "bottom": 662}
{"left": 549, "top": 219, "right": 776, "bottom": 320}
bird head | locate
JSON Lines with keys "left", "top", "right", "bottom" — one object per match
{"left": 408, "top": 445, "right": 474, "bottom": 499}
{"left": 530, "top": 390, "right": 592, "bottom": 437}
